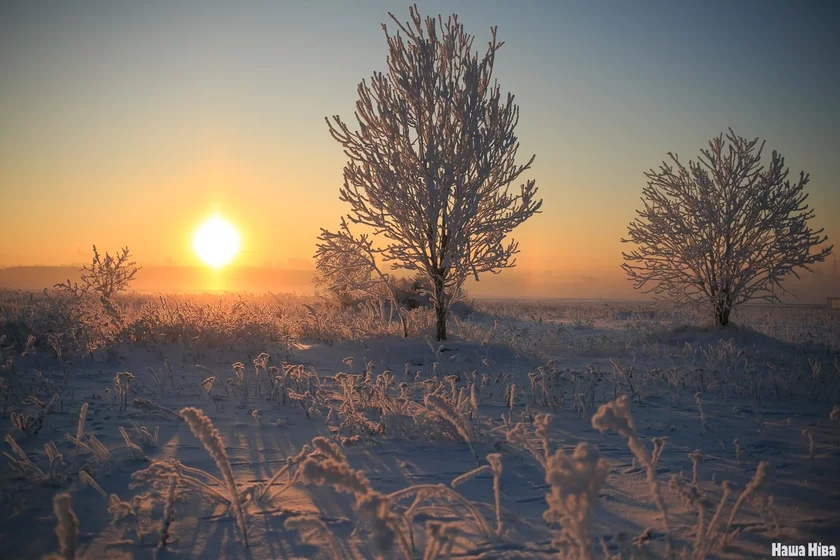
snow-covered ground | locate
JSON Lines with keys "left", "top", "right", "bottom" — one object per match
{"left": 1, "top": 298, "right": 839, "bottom": 559}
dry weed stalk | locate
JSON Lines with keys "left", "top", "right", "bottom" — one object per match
{"left": 801, "top": 429, "right": 816, "bottom": 468}
{"left": 300, "top": 436, "right": 411, "bottom": 559}
{"left": 72, "top": 403, "right": 88, "bottom": 465}
{"left": 180, "top": 407, "right": 249, "bottom": 548}
{"left": 451, "top": 453, "right": 504, "bottom": 536}
{"left": 424, "top": 393, "right": 479, "bottom": 465}
{"left": 44, "top": 492, "right": 78, "bottom": 560}
{"left": 158, "top": 476, "right": 177, "bottom": 548}
{"left": 114, "top": 372, "right": 134, "bottom": 413}
{"left": 718, "top": 461, "right": 772, "bottom": 550}
{"left": 733, "top": 439, "right": 744, "bottom": 465}
{"left": 132, "top": 398, "right": 184, "bottom": 420}
{"left": 118, "top": 426, "right": 147, "bottom": 461}
{"left": 688, "top": 450, "right": 703, "bottom": 485}
{"left": 592, "top": 395, "right": 673, "bottom": 556}
{"left": 128, "top": 421, "right": 159, "bottom": 447}
{"left": 255, "top": 444, "right": 311, "bottom": 503}
{"left": 4, "top": 433, "right": 48, "bottom": 482}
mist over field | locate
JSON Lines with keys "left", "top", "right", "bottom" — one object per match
{"left": 2, "top": 264, "right": 838, "bottom": 303}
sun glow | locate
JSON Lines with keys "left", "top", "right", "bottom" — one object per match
{"left": 192, "top": 215, "right": 241, "bottom": 269}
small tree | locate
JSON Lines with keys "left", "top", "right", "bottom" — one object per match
{"left": 56, "top": 246, "right": 140, "bottom": 299}
{"left": 322, "top": 6, "right": 542, "bottom": 340}
{"left": 622, "top": 130, "right": 832, "bottom": 326}
{"left": 314, "top": 219, "right": 409, "bottom": 337}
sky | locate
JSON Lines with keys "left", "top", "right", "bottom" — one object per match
{"left": 1, "top": 0, "right": 838, "bottom": 295}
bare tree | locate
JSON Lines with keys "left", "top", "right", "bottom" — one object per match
{"left": 622, "top": 129, "right": 832, "bottom": 326}
{"left": 56, "top": 246, "right": 140, "bottom": 299}
{"left": 322, "top": 5, "right": 542, "bottom": 340}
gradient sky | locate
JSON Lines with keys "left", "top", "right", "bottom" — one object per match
{"left": 1, "top": 1, "right": 838, "bottom": 283}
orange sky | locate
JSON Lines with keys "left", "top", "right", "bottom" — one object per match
{"left": 1, "top": 1, "right": 838, "bottom": 298}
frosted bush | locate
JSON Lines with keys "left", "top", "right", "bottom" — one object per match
{"left": 543, "top": 442, "right": 609, "bottom": 560}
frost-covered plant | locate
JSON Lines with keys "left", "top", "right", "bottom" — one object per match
{"left": 4, "top": 433, "right": 48, "bottom": 482}
{"left": 668, "top": 472, "right": 700, "bottom": 512}
{"left": 118, "top": 427, "right": 147, "bottom": 461}
{"left": 252, "top": 352, "right": 270, "bottom": 398}
{"left": 158, "top": 476, "right": 177, "bottom": 548}
{"left": 315, "top": 222, "right": 410, "bottom": 338}
{"left": 128, "top": 421, "right": 159, "bottom": 447}
{"left": 230, "top": 362, "right": 248, "bottom": 399}
{"left": 451, "top": 453, "right": 504, "bottom": 536}
{"left": 79, "top": 471, "right": 141, "bottom": 542}
{"left": 79, "top": 469, "right": 107, "bottom": 499}
{"left": 688, "top": 449, "right": 703, "bottom": 486}
{"left": 199, "top": 377, "right": 221, "bottom": 411}
{"left": 543, "top": 442, "right": 609, "bottom": 560}
{"left": 69, "top": 245, "right": 140, "bottom": 299}
{"left": 695, "top": 392, "right": 709, "bottom": 434}
{"left": 109, "top": 494, "right": 141, "bottom": 541}
{"left": 300, "top": 437, "right": 410, "bottom": 558}
{"left": 179, "top": 407, "right": 249, "bottom": 548}
{"left": 622, "top": 129, "right": 832, "bottom": 326}
{"left": 113, "top": 372, "right": 134, "bottom": 413}
{"left": 255, "top": 444, "right": 311, "bottom": 503}
{"left": 801, "top": 429, "right": 816, "bottom": 468}
{"left": 699, "top": 480, "right": 735, "bottom": 557}
{"left": 64, "top": 431, "right": 112, "bottom": 474}
{"left": 651, "top": 437, "right": 668, "bottom": 468}
{"left": 506, "top": 413, "right": 552, "bottom": 471}
{"left": 423, "top": 521, "right": 461, "bottom": 560}
{"left": 11, "top": 393, "right": 58, "bottom": 436}
{"left": 44, "top": 492, "right": 78, "bottom": 560}
{"left": 322, "top": 5, "right": 542, "bottom": 340}
{"left": 718, "top": 461, "right": 772, "bottom": 550}
{"left": 196, "top": 364, "right": 230, "bottom": 398}
{"left": 131, "top": 398, "right": 183, "bottom": 421}
{"left": 72, "top": 403, "right": 88, "bottom": 465}
{"left": 42, "top": 441, "right": 70, "bottom": 485}
{"left": 610, "top": 359, "right": 639, "bottom": 405}
{"left": 130, "top": 459, "right": 229, "bottom": 506}
{"left": 147, "top": 367, "right": 165, "bottom": 399}
{"left": 591, "top": 396, "right": 673, "bottom": 555}
{"left": 424, "top": 393, "right": 479, "bottom": 465}
{"left": 733, "top": 439, "right": 744, "bottom": 465}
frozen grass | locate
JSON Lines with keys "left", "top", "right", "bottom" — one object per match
{"left": 0, "top": 291, "right": 839, "bottom": 558}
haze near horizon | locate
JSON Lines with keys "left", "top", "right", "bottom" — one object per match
{"left": 1, "top": 0, "right": 838, "bottom": 298}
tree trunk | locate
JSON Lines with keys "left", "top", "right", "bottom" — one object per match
{"left": 433, "top": 274, "right": 447, "bottom": 341}
{"left": 714, "top": 298, "right": 731, "bottom": 327}
{"left": 400, "top": 313, "right": 409, "bottom": 338}
{"left": 395, "top": 306, "right": 409, "bottom": 338}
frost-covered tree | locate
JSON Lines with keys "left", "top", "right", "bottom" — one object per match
{"left": 54, "top": 245, "right": 140, "bottom": 299}
{"left": 314, "top": 219, "right": 409, "bottom": 337}
{"left": 322, "top": 6, "right": 542, "bottom": 340}
{"left": 622, "top": 130, "right": 832, "bottom": 326}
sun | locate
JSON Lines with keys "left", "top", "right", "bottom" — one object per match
{"left": 193, "top": 215, "right": 241, "bottom": 269}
